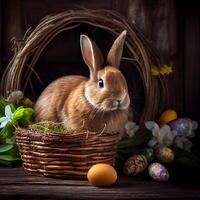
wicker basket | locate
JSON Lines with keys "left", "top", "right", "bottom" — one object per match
{"left": 15, "top": 126, "right": 120, "bottom": 179}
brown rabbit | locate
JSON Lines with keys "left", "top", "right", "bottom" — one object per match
{"left": 34, "top": 30, "right": 130, "bottom": 133}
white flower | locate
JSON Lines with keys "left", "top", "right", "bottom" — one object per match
{"left": 174, "top": 136, "right": 193, "bottom": 152}
{"left": 145, "top": 121, "right": 177, "bottom": 148}
{"left": 187, "top": 121, "right": 198, "bottom": 138}
{"left": 169, "top": 119, "right": 198, "bottom": 151}
{"left": 125, "top": 121, "right": 139, "bottom": 137}
{"left": 0, "top": 105, "right": 14, "bottom": 128}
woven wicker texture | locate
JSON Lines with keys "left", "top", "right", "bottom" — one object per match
{"left": 15, "top": 126, "right": 120, "bottom": 178}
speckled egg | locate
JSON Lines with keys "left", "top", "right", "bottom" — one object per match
{"left": 156, "top": 147, "right": 174, "bottom": 163}
{"left": 123, "top": 155, "right": 148, "bottom": 176}
{"left": 169, "top": 118, "right": 197, "bottom": 137}
{"left": 148, "top": 163, "right": 169, "bottom": 182}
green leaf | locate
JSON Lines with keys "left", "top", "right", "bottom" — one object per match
{"left": 0, "top": 122, "right": 15, "bottom": 140}
{"left": 5, "top": 138, "right": 14, "bottom": 144}
{"left": 9, "top": 104, "right": 16, "bottom": 113}
{"left": 0, "top": 143, "right": 20, "bottom": 161}
{"left": 0, "top": 97, "right": 6, "bottom": 105}
{"left": 10, "top": 118, "right": 18, "bottom": 127}
{"left": 6, "top": 143, "right": 19, "bottom": 155}
{"left": 18, "top": 107, "right": 34, "bottom": 126}
{"left": 117, "top": 131, "right": 152, "bottom": 149}
{"left": 0, "top": 142, "right": 21, "bottom": 166}
{"left": 12, "top": 106, "right": 33, "bottom": 127}
{"left": 0, "top": 159, "right": 13, "bottom": 167}
{"left": 13, "top": 106, "right": 25, "bottom": 120}
{"left": 23, "top": 98, "right": 34, "bottom": 108}
{"left": 0, "top": 144, "right": 14, "bottom": 153}
{"left": 0, "top": 154, "right": 20, "bottom": 161}
{"left": 23, "top": 107, "right": 34, "bottom": 118}
{"left": 172, "top": 147, "right": 200, "bottom": 169}
{"left": 0, "top": 98, "right": 6, "bottom": 117}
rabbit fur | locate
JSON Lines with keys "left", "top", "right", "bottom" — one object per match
{"left": 34, "top": 30, "right": 130, "bottom": 133}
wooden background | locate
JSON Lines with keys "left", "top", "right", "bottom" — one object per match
{"left": 0, "top": 0, "right": 199, "bottom": 124}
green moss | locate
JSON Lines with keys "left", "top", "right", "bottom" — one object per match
{"left": 30, "top": 121, "right": 70, "bottom": 134}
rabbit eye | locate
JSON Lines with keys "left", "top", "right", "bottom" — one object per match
{"left": 98, "top": 79, "right": 104, "bottom": 88}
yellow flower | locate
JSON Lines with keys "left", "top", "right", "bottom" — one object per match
{"left": 160, "top": 65, "right": 173, "bottom": 75}
{"left": 151, "top": 66, "right": 160, "bottom": 76}
{"left": 151, "top": 65, "right": 173, "bottom": 76}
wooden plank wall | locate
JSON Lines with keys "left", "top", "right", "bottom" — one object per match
{"left": 183, "top": 1, "right": 200, "bottom": 121}
{"left": 0, "top": 0, "right": 199, "bottom": 123}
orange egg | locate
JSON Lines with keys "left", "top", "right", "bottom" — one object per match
{"left": 159, "top": 109, "right": 177, "bottom": 125}
{"left": 87, "top": 163, "right": 117, "bottom": 187}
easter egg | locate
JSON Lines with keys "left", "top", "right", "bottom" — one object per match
{"left": 142, "top": 148, "right": 155, "bottom": 162}
{"left": 155, "top": 147, "right": 174, "bottom": 163}
{"left": 159, "top": 109, "right": 177, "bottom": 125}
{"left": 123, "top": 155, "right": 148, "bottom": 176}
{"left": 87, "top": 163, "right": 117, "bottom": 187}
{"left": 148, "top": 163, "right": 169, "bottom": 182}
{"left": 169, "top": 118, "right": 197, "bottom": 137}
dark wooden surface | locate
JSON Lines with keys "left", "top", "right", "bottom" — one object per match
{"left": 0, "top": 167, "right": 200, "bottom": 200}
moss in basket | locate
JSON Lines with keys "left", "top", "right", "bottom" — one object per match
{"left": 31, "top": 121, "right": 71, "bottom": 134}
{"left": 31, "top": 121, "right": 119, "bottom": 135}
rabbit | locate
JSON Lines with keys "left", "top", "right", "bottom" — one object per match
{"left": 34, "top": 30, "right": 130, "bottom": 133}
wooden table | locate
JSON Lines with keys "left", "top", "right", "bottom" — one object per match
{"left": 0, "top": 167, "right": 200, "bottom": 199}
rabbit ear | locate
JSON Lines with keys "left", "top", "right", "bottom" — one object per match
{"left": 106, "top": 30, "right": 127, "bottom": 68}
{"left": 80, "top": 35, "right": 104, "bottom": 81}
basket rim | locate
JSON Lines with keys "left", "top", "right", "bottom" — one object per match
{"left": 15, "top": 126, "right": 120, "bottom": 139}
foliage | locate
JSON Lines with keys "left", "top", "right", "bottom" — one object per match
{"left": 116, "top": 121, "right": 200, "bottom": 172}
{"left": 0, "top": 96, "right": 34, "bottom": 167}
{"left": 172, "top": 147, "right": 200, "bottom": 169}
